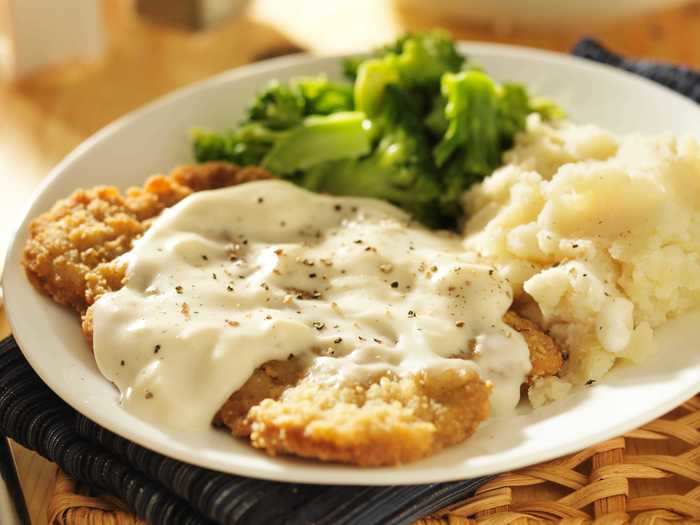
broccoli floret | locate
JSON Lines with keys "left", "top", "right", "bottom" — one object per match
{"left": 247, "top": 77, "right": 354, "bottom": 129}
{"left": 293, "top": 85, "right": 446, "bottom": 227}
{"left": 192, "top": 32, "right": 563, "bottom": 228}
{"left": 433, "top": 70, "right": 559, "bottom": 173}
{"left": 433, "top": 70, "right": 502, "bottom": 173}
{"left": 294, "top": 77, "right": 354, "bottom": 115}
{"left": 248, "top": 81, "right": 305, "bottom": 129}
{"left": 430, "top": 70, "right": 564, "bottom": 218}
{"left": 194, "top": 78, "right": 362, "bottom": 169}
{"left": 192, "top": 124, "right": 282, "bottom": 165}
{"left": 353, "top": 31, "right": 463, "bottom": 118}
{"left": 343, "top": 31, "right": 463, "bottom": 85}
{"left": 193, "top": 111, "right": 371, "bottom": 172}
{"left": 386, "top": 31, "right": 464, "bottom": 87}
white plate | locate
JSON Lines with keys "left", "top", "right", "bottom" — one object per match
{"left": 4, "top": 44, "right": 700, "bottom": 485}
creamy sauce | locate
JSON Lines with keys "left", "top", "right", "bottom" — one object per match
{"left": 92, "top": 180, "right": 530, "bottom": 430}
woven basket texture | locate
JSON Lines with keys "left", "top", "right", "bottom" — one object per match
{"left": 49, "top": 396, "right": 700, "bottom": 525}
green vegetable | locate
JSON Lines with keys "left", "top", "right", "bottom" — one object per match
{"left": 192, "top": 77, "right": 359, "bottom": 168}
{"left": 264, "top": 112, "right": 372, "bottom": 174}
{"left": 343, "top": 31, "right": 464, "bottom": 85}
{"left": 294, "top": 85, "right": 445, "bottom": 226}
{"left": 192, "top": 31, "right": 562, "bottom": 228}
{"left": 192, "top": 123, "right": 281, "bottom": 166}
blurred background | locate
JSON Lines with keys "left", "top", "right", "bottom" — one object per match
{"left": 1, "top": 0, "right": 700, "bottom": 269}
{"left": 3, "top": 0, "right": 700, "bottom": 307}
{"left": 1, "top": 1, "right": 700, "bottom": 523}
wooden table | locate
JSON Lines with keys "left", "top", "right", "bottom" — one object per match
{"left": 1, "top": 0, "right": 699, "bottom": 523}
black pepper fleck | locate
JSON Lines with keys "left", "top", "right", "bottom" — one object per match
{"left": 390, "top": 281, "right": 399, "bottom": 288}
{"left": 312, "top": 321, "right": 325, "bottom": 330}
{"left": 154, "top": 344, "right": 161, "bottom": 354}
{"left": 175, "top": 285, "right": 183, "bottom": 294}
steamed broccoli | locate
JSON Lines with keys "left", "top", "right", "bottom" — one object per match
{"left": 192, "top": 32, "right": 562, "bottom": 228}
{"left": 193, "top": 77, "right": 365, "bottom": 170}
{"left": 294, "top": 85, "right": 445, "bottom": 226}
{"left": 247, "top": 77, "right": 354, "bottom": 129}
{"left": 193, "top": 112, "right": 371, "bottom": 174}
{"left": 430, "top": 70, "right": 563, "bottom": 209}
{"left": 192, "top": 123, "right": 281, "bottom": 166}
{"left": 344, "top": 31, "right": 463, "bottom": 85}
{"left": 263, "top": 112, "right": 372, "bottom": 174}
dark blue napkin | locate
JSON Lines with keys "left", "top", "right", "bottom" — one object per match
{"left": 573, "top": 38, "right": 700, "bottom": 103}
{"left": 0, "top": 39, "right": 697, "bottom": 525}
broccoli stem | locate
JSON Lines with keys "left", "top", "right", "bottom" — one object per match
{"left": 263, "top": 112, "right": 372, "bottom": 174}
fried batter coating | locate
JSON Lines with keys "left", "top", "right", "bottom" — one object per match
{"left": 23, "top": 163, "right": 271, "bottom": 317}
{"left": 504, "top": 311, "right": 563, "bottom": 380}
{"left": 215, "top": 364, "right": 490, "bottom": 466}
{"left": 213, "top": 359, "right": 306, "bottom": 436}
{"left": 23, "top": 164, "right": 560, "bottom": 466}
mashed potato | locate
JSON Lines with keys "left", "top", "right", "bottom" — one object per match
{"left": 463, "top": 115, "right": 700, "bottom": 404}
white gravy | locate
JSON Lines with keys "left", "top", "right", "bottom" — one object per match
{"left": 92, "top": 180, "right": 530, "bottom": 430}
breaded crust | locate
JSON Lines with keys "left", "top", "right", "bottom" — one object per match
{"left": 22, "top": 163, "right": 559, "bottom": 466}
{"left": 23, "top": 162, "right": 271, "bottom": 315}
{"left": 504, "top": 311, "right": 563, "bottom": 380}
{"left": 213, "top": 360, "right": 489, "bottom": 466}
{"left": 246, "top": 369, "right": 490, "bottom": 466}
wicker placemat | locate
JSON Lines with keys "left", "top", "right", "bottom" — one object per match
{"left": 48, "top": 395, "right": 700, "bottom": 524}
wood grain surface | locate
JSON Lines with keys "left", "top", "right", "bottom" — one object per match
{"left": 1, "top": 0, "right": 699, "bottom": 523}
